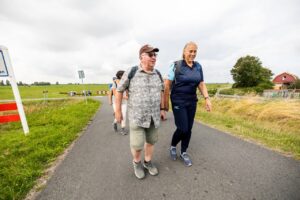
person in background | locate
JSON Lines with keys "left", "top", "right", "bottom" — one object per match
{"left": 115, "top": 44, "right": 166, "bottom": 179}
{"left": 108, "top": 77, "right": 117, "bottom": 131}
{"left": 108, "top": 77, "right": 116, "bottom": 106}
{"left": 111, "top": 72, "right": 128, "bottom": 135}
{"left": 164, "top": 41, "right": 212, "bottom": 167}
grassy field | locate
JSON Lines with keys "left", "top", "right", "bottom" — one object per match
{"left": 0, "top": 83, "right": 232, "bottom": 100}
{"left": 206, "top": 83, "right": 232, "bottom": 90}
{"left": 0, "top": 99, "right": 100, "bottom": 200}
{"left": 0, "top": 84, "right": 109, "bottom": 100}
{"left": 196, "top": 97, "right": 300, "bottom": 159}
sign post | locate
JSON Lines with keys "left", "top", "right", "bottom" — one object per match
{"left": 0, "top": 45, "right": 29, "bottom": 135}
{"left": 78, "top": 70, "right": 87, "bottom": 104}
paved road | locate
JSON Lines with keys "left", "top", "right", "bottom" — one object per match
{"left": 36, "top": 97, "right": 300, "bottom": 200}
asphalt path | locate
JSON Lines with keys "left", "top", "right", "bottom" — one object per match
{"left": 36, "top": 97, "right": 300, "bottom": 200}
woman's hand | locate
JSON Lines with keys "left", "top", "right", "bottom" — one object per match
{"left": 205, "top": 98, "right": 212, "bottom": 112}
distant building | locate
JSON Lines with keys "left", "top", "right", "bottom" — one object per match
{"left": 272, "top": 72, "right": 298, "bottom": 90}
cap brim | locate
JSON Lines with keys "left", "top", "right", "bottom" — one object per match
{"left": 146, "top": 48, "right": 159, "bottom": 53}
{"left": 152, "top": 48, "right": 159, "bottom": 52}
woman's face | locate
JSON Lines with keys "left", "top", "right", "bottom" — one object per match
{"left": 184, "top": 44, "right": 197, "bottom": 63}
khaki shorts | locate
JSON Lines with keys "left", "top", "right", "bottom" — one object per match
{"left": 129, "top": 121, "right": 158, "bottom": 150}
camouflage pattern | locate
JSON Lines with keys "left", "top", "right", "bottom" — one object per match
{"left": 117, "top": 66, "right": 164, "bottom": 128}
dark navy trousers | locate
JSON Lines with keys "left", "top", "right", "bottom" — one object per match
{"left": 171, "top": 101, "right": 197, "bottom": 153}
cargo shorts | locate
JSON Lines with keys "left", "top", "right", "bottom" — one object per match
{"left": 129, "top": 120, "right": 158, "bottom": 150}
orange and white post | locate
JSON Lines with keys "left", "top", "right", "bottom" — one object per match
{"left": 0, "top": 45, "right": 29, "bottom": 135}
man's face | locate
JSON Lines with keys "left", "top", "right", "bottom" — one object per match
{"left": 141, "top": 51, "right": 157, "bottom": 68}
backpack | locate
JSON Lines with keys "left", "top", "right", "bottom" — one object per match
{"left": 127, "top": 66, "right": 163, "bottom": 85}
{"left": 173, "top": 60, "right": 201, "bottom": 84}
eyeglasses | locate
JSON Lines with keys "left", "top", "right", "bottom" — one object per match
{"left": 146, "top": 52, "right": 157, "bottom": 58}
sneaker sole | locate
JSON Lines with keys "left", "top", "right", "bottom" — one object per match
{"left": 170, "top": 156, "right": 177, "bottom": 161}
{"left": 134, "top": 172, "right": 145, "bottom": 179}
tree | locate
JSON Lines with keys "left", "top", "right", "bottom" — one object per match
{"left": 0, "top": 80, "right": 4, "bottom": 86}
{"left": 231, "top": 55, "right": 273, "bottom": 88}
{"left": 56, "top": 81, "right": 59, "bottom": 85}
{"left": 288, "top": 79, "right": 300, "bottom": 89}
{"left": 5, "top": 80, "right": 10, "bottom": 86}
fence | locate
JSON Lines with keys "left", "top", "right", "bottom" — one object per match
{"left": 263, "top": 89, "right": 300, "bottom": 99}
{"left": 96, "top": 90, "right": 110, "bottom": 95}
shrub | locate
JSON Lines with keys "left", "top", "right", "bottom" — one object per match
{"left": 219, "top": 88, "right": 235, "bottom": 95}
{"left": 208, "top": 88, "right": 217, "bottom": 96}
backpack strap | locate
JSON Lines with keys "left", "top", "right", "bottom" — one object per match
{"left": 125, "top": 66, "right": 138, "bottom": 89}
{"left": 112, "top": 80, "right": 117, "bottom": 88}
{"left": 173, "top": 60, "right": 183, "bottom": 84}
{"left": 155, "top": 69, "right": 163, "bottom": 83}
{"left": 173, "top": 60, "right": 201, "bottom": 84}
{"left": 128, "top": 66, "right": 139, "bottom": 80}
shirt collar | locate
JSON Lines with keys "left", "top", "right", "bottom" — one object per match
{"left": 138, "top": 64, "right": 156, "bottom": 74}
{"left": 183, "top": 60, "right": 196, "bottom": 69}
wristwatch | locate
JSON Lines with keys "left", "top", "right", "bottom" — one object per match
{"left": 160, "top": 107, "right": 166, "bottom": 111}
{"left": 204, "top": 96, "right": 209, "bottom": 100}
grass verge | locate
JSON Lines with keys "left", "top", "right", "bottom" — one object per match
{"left": 196, "top": 98, "right": 300, "bottom": 160}
{"left": 0, "top": 99, "right": 100, "bottom": 200}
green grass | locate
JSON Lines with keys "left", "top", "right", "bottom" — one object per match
{"left": 0, "top": 84, "right": 109, "bottom": 100}
{"left": 197, "top": 83, "right": 232, "bottom": 96}
{"left": 0, "top": 99, "right": 100, "bottom": 200}
{"left": 196, "top": 98, "right": 300, "bottom": 159}
{"left": 205, "top": 83, "right": 232, "bottom": 90}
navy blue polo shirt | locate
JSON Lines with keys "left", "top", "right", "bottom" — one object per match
{"left": 167, "top": 60, "right": 204, "bottom": 104}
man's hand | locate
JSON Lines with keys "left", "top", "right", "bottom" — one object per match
{"left": 205, "top": 99, "right": 212, "bottom": 112}
{"left": 115, "top": 110, "right": 123, "bottom": 123}
{"left": 160, "top": 110, "right": 166, "bottom": 121}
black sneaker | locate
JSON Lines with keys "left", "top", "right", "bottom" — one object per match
{"left": 180, "top": 152, "right": 192, "bottom": 167}
{"left": 113, "top": 122, "right": 117, "bottom": 132}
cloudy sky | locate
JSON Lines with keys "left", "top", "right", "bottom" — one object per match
{"left": 0, "top": 0, "right": 299, "bottom": 84}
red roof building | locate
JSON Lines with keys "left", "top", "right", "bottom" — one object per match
{"left": 273, "top": 72, "right": 298, "bottom": 89}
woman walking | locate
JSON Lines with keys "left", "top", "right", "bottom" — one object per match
{"left": 164, "top": 42, "right": 212, "bottom": 166}
{"left": 111, "top": 70, "right": 128, "bottom": 135}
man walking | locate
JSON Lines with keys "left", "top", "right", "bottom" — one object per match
{"left": 115, "top": 44, "right": 166, "bottom": 179}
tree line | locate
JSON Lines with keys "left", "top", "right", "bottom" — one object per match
{"left": 1, "top": 55, "right": 299, "bottom": 90}
{"left": 0, "top": 80, "right": 58, "bottom": 86}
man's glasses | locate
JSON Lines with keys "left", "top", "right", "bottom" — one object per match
{"left": 146, "top": 52, "right": 157, "bottom": 58}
